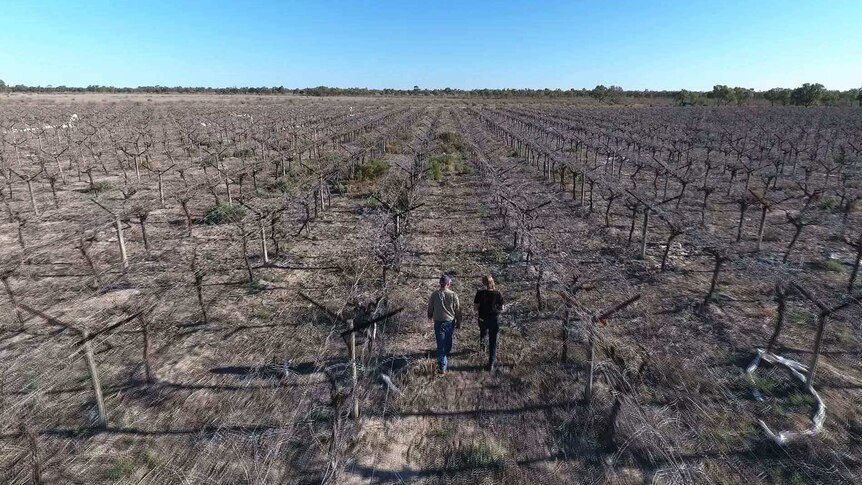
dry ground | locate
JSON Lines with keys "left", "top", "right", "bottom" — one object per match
{"left": 0, "top": 97, "right": 860, "bottom": 484}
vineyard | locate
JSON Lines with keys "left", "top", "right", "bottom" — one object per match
{"left": 1, "top": 96, "right": 861, "bottom": 484}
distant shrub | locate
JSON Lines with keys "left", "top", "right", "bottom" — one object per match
{"left": 746, "top": 373, "right": 780, "bottom": 395}
{"left": 824, "top": 259, "right": 844, "bottom": 272}
{"left": 89, "top": 181, "right": 112, "bottom": 194}
{"left": 358, "top": 159, "right": 389, "bottom": 180}
{"left": 384, "top": 140, "right": 402, "bottom": 154}
{"left": 104, "top": 458, "right": 135, "bottom": 480}
{"left": 331, "top": 182, "right": 347, "bottom": 194}
{"left": 203, "top": 202, "right": 245, "bottom": 225}
{"left": 785, "top": 391, "right": 816, "bottom": 408}
{"left": 785, "top": 308, "right": 811, "bottom": 327}
{"left": 833, "top": 326, "right": 856, "bottom": 345}
{"left": 818, "top": 196, "right": 841, "bottom": 212}
{"left": 231, "top": 147, "right": 254, "bottom": 159}
{"left": 429, "top": 153, "right": 471, "bottom": 181}
{"left": 445, "top": 441, "right": 506, "bottom": 470}
{"left": 364, "top": 196, "right": 382, "bottom": 209}
{"left": 437, "top": 131, "right": 467, "bottom": 154}
{"left": 429, "top": 157, "right": 443, "bottom": 181}
{"left": 268, "top": 177, "right": 291, "bottom": 194}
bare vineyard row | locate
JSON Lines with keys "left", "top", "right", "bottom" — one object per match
{"left": 1, "top": 100, "right": 861, "bottom": 482}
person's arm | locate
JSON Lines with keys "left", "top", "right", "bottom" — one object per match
{"left": 496, "top": 292, "right": 504, "bottom": 313}
{"left": 427, "top": 293, "right": 435, "bottom": 322}
{"left": 454, "top": 293, "right": 462, "bottom": 326}
{"left": 473, "top": 291, "right": 481, "bottom": 318}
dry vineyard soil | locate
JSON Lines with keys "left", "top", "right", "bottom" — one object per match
{"left": 1, "top": 95, "right": 861, "bottom": 484}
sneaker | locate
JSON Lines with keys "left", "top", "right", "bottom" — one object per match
{"left": 437, "top": 369, "right": 447, "bottom": 377}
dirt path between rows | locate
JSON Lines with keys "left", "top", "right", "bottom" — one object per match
{"left": 347, "top": 158, "right": 583, "bottom": 483}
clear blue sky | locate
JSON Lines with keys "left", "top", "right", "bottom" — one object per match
{"left": 1, "top": 0, "right": 860, "bottom": 90}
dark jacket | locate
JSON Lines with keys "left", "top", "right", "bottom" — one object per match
{"left": 474, "top": 289, "right": 503, "bottom": 320}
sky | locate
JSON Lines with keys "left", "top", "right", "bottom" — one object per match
{"left": 0, "top": 0, "right": 860, "bottom": 91}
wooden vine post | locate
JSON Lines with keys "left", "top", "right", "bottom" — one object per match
{"left": 16, "top": 306, "right": 92, "bottom": 427}
{"left": 260, "top": 220, "right": 269, "bottom": 265}
{"left": 557, "top": 277, "right": 595, "bottom": 363}
{"left": 299, "top": 293, "right": 403, "bottom": 420}
{"left": 25, "top": 424, "right": 42, "bottom": 484}
{"left": 765, "top": 284, "right": 788, "bottom": 353}
{"left": 844, "top": 233, "right": 862, "bottom": 291}
{"left": 748, "top": 190, "right": 791, "bottom": 253}
{"left": 116, "top": 216, "right": 129, "bottom": 268}
{"left": 1, "top": 273, "right": 24, "bottom": 327}
{"left": 17, "top": 303, "right": 147, "bottom": 429}
{"left": 348, "top": 319, "right": 359, "bottom": 418}
{"left": 626, "top": 191, "right": 655, "bottom": 261}
{"left": 370, "top": 193, "right": 424, "bottom": 237}
{"left": 81, "top": 329, "right": 108, "bottom": 428}
{"left": 154, "top": 163, "right": 175, "bottom": 208}
{"left": 78, "top": 234, "right": 103, "bottom": 287}
{"left": 701, "top": 248, "right": 730, "bottom": 308}
{"left": 557, "top": 290, "right": 640, "bottom": 402}
{"left": 9, "top": 168, "right": 44, "bottom": 216}
{"left": 139, "top": 315, "right": 154, "bottom": 384}
{"left": 192, "top": 248, "right": 209, "bottom": 324}
{"left": 792, "top": 284, "right": 853, "bottom": 390}
{"left": 92, "top": 199, "right": 129, "bottom": 269}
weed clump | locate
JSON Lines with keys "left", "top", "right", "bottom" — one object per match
{"left": 358, "top": 159, "right": 389, "bottom": 181}
{"left": 203, "top": 202, "right": 245, "bottom": 225}
{"left": 823, "top": 259, "right": 844, "bottom": 272}
{"left": 785, "top": 308, "right": 811, "bottom": 327}
{"left": 231, "top": 147, "right": 254, "bottom": 159}
{"left": 818, "top": 196, "right": 841, "bottom": 212}
{"left": 104, "top": 458, "right": 135, "bottom": 480}
{"left": 429, "top": 153, "right": 472, "bottom": 181}
{"left": 268, "top": 177, "right": 292, "bottom": 194}
{"left": 364, "top": 196, "right": 383, "bottom": 209}
{"left": 89, "top": 181, "right": 112, "bottom": 194}
{"left": 438, "top": 131, "right": 467, "bottom": 154}
{"left": 445, "top": 441, "right": 506, "bottom": 470}
{"left": 331, "top": 181, "right": 347, "bottom": 194}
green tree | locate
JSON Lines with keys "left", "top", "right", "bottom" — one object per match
{"left": 709, "top": 85, "right": 734, "bottom": 105}
{"left": 731, "top": 86, "right": 754, "bottom": 105}
{"left": 790, "top": 83, "right": 825, "bottom": 106}
{"left": 673, "top": 89, "right": 705, "bottom": 106}
{"left": 0, "top": 79, "right": 6, "bottom": 92}
{"left": 764, "top": 87, "right": 791, "bottom": 106}
{"left": 820, "top": 90, "right": 841, "bottom": 106}
{"left": 591, "top": 84, "right": 609, "bottom": 101}
{"left": 856, "top": 87, "right": 862, "bottom": 107}
{"left": 606, "top": 85, "right": 624, "bottom": 103}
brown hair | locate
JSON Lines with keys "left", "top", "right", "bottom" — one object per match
{"left": 439, "top": 274, "right": 452, "bottom": 288}
{"left": 482, "top": 275, "right": 495, "bottom": 290}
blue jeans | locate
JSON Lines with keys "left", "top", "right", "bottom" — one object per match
{"left": 434, "top": 320, "right": 455, "bottom": 371}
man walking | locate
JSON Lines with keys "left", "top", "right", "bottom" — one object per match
{"left": 428, "top": 274, "right": 462, "bottom": 375}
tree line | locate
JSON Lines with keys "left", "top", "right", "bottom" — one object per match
{"left": 0, "top": 78, "right": 859, "bottom": 106}
{"left": 675, "top": 83, "right": 861, "bottom": 107}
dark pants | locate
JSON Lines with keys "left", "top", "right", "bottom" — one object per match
{"left": 479, "top": 315, "right": 499, "bottom": 369}
{"left": 434, "top": 320, "right": 455, "bottom": 371}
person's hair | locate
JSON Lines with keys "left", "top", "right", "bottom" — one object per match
{"left": 482, "top": 275, "right": 495, "bottom": 290}
{"left": 439, "top": 274, "right": 452, "bottom": 288}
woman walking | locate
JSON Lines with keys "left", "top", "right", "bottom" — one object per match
{"left": 474, "top": 275, "right": 504, "bottom": 372}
